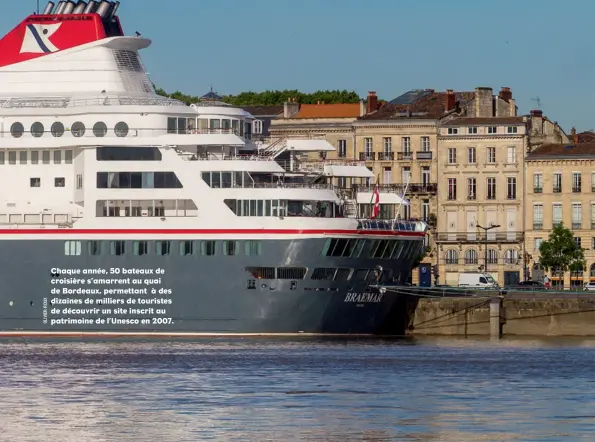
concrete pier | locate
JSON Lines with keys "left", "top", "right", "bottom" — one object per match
{"left": 490, "top": 297, "right": 502, "bottom": 339}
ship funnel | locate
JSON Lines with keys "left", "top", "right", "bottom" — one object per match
{"left": 96, "top": 0, "right": 112, "bottom": 19}
{"left": 43, "top": 1, "right": 56, "bottom": 14}
{"left": 61, "top": 1, "right": 76, "bottom": 14}
{"left": 110, "top": 1, "right": 120, "bottom": 18}
{"left": 72, "top": 0, "right": 86, "bottom": 14}
{"left": 54, "top": 1, "right": 66, "bottom": 14}
{"left": 83, "top": 0, "right": 98, "bottom": 13}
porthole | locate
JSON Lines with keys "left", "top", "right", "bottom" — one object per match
{"left": 10, "top": 122, "right": 24, "bottom": 138}
{"left": 114, "top": 121, "right": 129, "bottom": 137}
{"left": 51, "top": 122, "right": 65, "bottom": 137}
{"left": 71, "top": 121, "right": 85, "bottom": 137}
{"left": 93, "top": 121, "right": 108, "bottom": 137}
{"left": 31, "top": 122, "right": 44, "bottom": 137}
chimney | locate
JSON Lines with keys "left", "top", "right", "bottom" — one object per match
{"left": 499, "top": 87, "right": 513, "bottom": 102}
{"left": 445, "top": 89, "right": 456, "bottom": 112}
{"left": 530, "top": 109, "right": 543, "bottom": 117}
{"left": 474, "top": 87, "right": 493, "bottom": 117}
{"left": 530, "top": 110, "right": 543, "bottom": 135}
{"left": 571, "top": 127, "right": 578, "bottom": 144}
{"left": 284, "top": 98, "right": 299, "bottom": 118}
{"left": 366, "top": 91, "right": 378, "bottom": 114}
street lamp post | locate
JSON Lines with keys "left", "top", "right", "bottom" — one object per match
{"left": 476, "top": 224, "right": 500, "bottom": 272}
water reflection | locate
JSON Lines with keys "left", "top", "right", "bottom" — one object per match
{"left": 0, "top": 337, "right": 594, "bottom": 440}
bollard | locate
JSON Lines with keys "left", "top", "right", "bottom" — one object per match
{"left": 490, "top": 296, "right": 502, "bottom": 339}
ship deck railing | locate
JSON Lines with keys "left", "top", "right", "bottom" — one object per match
{"left": 358, "top": 219, "right": 428, "bottom": 233}
{"left": 0, "top": 95, "right": 187, "bottom": 109}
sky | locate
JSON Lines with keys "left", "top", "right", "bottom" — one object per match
{"left": 6, "top": 0, "right": 594, "bottom": 131}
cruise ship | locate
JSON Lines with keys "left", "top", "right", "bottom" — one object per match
{"left": 0, "top": 0, "right": 428, "bottom": 336}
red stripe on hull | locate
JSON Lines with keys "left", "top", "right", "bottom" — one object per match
{"left": 0, "top": 229, "right": 425, "bottom": 237}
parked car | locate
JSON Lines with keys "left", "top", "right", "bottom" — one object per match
{"left": 511, "top": 280, "right": 547, "bottom": 291}
{"left": 584, "top": 282, "right": 595, "bottom": 291}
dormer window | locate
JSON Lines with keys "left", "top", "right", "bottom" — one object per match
{"left": 253, "top": 120, "right": 263, "bottom": 134}
{"left": 507, "top": 126, "right": 518, "bottom": 134}
{"left": 487, "top": 126, "right": 497, "bottom": 134}
{"left": 467, "top": 127, "right": 477, "bottom": 134}
{"left": 447, "top": 128, "right": 458, "bottom": 135}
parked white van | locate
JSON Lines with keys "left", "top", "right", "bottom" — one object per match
{"left": 458, "top": 272, "right": 499, "bottom": 289}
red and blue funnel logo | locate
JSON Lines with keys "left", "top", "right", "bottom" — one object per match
{"left": 20, "top": 23, "right": 63, "bottom": 54}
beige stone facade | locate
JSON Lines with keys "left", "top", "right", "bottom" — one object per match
{"left": 436, "top": 117, "right": 527, "bottom": 286}
{"left": 525, "top": 144, "right": 595, "bottom": 288}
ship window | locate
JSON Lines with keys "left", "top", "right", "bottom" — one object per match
{"left": 76, "top": 174, "right": 83, "bottom": 189}
{"left": 30, "top": 151, "right": 38, "bottom": 164}
{"left": 133, "top": 241, "right": 149, "bottom": 256}
{"left": 96, "top": 172, "right": 182, "bottom": 188}
{"left": 96, "top": 147, "right": 162, "bottom": 161}
{"left": 88, "top": 241, "right": 102, "bottom": 255}
{"left": 167, "top": 117, "right": 177, "bottom": 134}
{"left": 42, "top": 151, "right": 50, "bottom": 164}
{"left": 179, "top": 240, "right": 194, "bottom": 256}
{"left": 31, "top": 122, "right": 44, "bottom": 137}
{"left": 51, "top": 122, "right": 64, "bottom": 137}
{"left": 8, "top": 151, "right": 16, "bottom": 164}
{"left": 53, "top": 150, "right": 61, "bottom": 164}
{"left": 353, "top": 269, "right": 370, "bottom": 281}
{"left": 245, "top": 267, "right": 276, "bottom": 279}
{"left": 71, "top": 122, "right": 85, "bottom": 137}
{"left": 223, "top": 240, "right": 239, "bottom": 256}
{"left": 54, "top": 178, "right": 65, "bottom": 187}
{"left": 114, "top": 122, "right": 129, "bottom": 137}
{"left": 19, "top": 151, "right": 27, "bottom": 164}
{"left": 65, "top": 150, "right": 73, "bottom": 164}
{"left": 10, "top": 122, "right": 24, "bottom": 138}
{"left": 321, "top": 238, "right": 362, "bottom": 257}
{"left": 200, "top": 240, "right": 216, "bottom": 256}
{"left": 110, "top": 241, "right": 126, "bottom": 256}
{"left": 335, "top": 268, "right": 353, "bottom": 281}
{"left": 64, "top": 241, "right": 82, "bottom": 256}
{"left": 155, "top": 241, "right": 171, "bottom": 256}
{"left": 244, "top": 240, "right": 262, "bottom": 256}
{"left": 311, "top": 268, "right": 337, "bottom": 280}
{"left": 392, "top": 242, "right": 405, "bottom": 259}
{"left": 0, "top": 152, "right": 4, "bottom": 164}
{"left": 277, "top": 267, "right": 307, "bottom": 280}
{"left": 93, "top": 122, "right": 108, "bottom": 137}
{"left": 30, "top": 178, "right": 40, "bottom": 187}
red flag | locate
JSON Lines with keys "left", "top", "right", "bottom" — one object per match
{"left": 371, "top": 182, "right": 380, "bottom": 219}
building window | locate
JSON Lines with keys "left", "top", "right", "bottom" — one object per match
{"left": 447, "top": 128, "right": 458, "bottom": 135}
{"left": 553, "top": 203, "right": 563, "bottom": 227}
{"left": 592, "top": 173, "right": 595, "bottom": 192}
{"left": 447, "top": 178, "right": 457, "bottom": 200}
{"left": 421, "top": 199, "right": 430, "bottom": 221}
{"left": 534, "top": 238, "right": 543, "bottom": 251}
{"left": 504, "top": 249, "right": 519, "bottom": 265}
{"left": 76, "top": 174, "right": 83, "bottom": 189}
{"left": 592, "top": 204, "right": 595, "bottom": 229}
{"left": 575, "top": 237, "right": 582, "bottom": 248}
{"left": 507, "top": 177, "right": 516, "bottom": 199}
{"left": 55, "top": 177, "right": 65, "bottom": 187}
{"left": 553, "top": 173, "right": 562, "bottom": 193}
{"left": 467, "top": 147, "right": 476, "bottom": 164}
{"left": 572, "top": 203, "right": 582, "bottom": 229}
{"left": 402, "top": 137, "right": 411, "bottom": 154}
{"left": 337, "top": 139, "right": 347, "bottom": 158}
{"left": 64, "top": 241, "right": 82, "bottom": 256}
{"left": 534, "top": 173, "right": 543, "bottom": 193}
{"left": 507, "top": 126, "right": 518, "bottom": 134}
{"left": 445, "top": 249, "right": 458, "bottom": 264}
{"left": 486, "top": 177, "right": 496, "bottom": 200}
{"left": 507, "top": 146, "right": 516, "bottom": 163}
{"left": 467, "top": 127, "right": 477, "bottom": 134}
{"left": 402, "top": 166, "right": 411, "bottom": 184}
{"left": 464, "top": 249, "right": 478, "bottom": 265}
{"left": 572, "top": 173, "right": 582, "bottom": 192}
{"left": 30, "top": 177, "right": 40, "bottom": 187}
{"left": 364, "top": 138, "right": 372, "bottom": 153}
{"left": 487, "top": 249, "right": 498, "bottom": 264}
{"left": 421, "top": 136, "right": 430, "bottom": 151}
{"left": 487, "top": 126, "right": 497, "bottom": 134}
{"left": 533, "top": 204, "right": 543, "bottom": 229}
{"left": 252, "top": 120, "right": 263, "bottom": 134}
{"left": 447, "top": 148, "right": 456, "bottom": 164}
{"left": 421, "top": 166, "right": 430, "bottom": 185}
{"left": 382, "top": 137, "right": 392, "bottom": 154}
{"left": 487, "top": 147, "right": 496, "bottom": 164}
{"left": 467, "top": 178, "right": 476, "bottom": 200}
{"left": 383, "top": 167, "right": 392, "bottom": 185}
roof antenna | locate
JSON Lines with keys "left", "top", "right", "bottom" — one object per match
{"left": 530, "top": 96, "right": 542, "bottom": 109}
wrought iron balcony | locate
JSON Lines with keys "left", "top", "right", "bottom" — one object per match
{"left": 378, "top": 152, "right": 394, "bottom": 161}
{"left": 533, "top": 223, "right": 543, "bottom": 230}
{"left": 534, "top": 187, "right": 542, "bottom": 193}
{"left": 434, "top": 231, "right": 524, "bottom": 243}
{"left": 359, "top": 152, "right": 375, "bottom": 161}
{"left": 355, "top": 183, "right": 437, "bottom": 194}
{"left": 416, "top": 151, "right": 432, "bottom": 160}
{"left": 553, "top": 186, "right": 562, "bottom": 193}
{"left": 573, "top": 186, "right": 582, "bottom": 193}
{"left": 397, "top": 152, "right": 412, "bottom": 160}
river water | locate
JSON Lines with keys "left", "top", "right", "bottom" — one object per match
{"left": 0, "top": 337, "right": 593, "bottom": 441}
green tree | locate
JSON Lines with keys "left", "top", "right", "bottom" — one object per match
{"left": 539, "top": 223, "right": 585, "bottom": 288}
{"left": 412, "top": 245, "right": 431, "bottom": 269}
{"left": 154, "top": 87, "right": 365, "bottom": 106}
